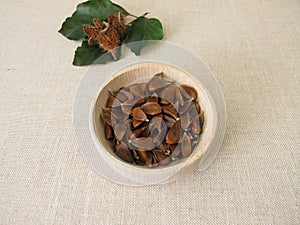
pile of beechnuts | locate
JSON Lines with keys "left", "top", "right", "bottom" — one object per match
{"left": 100, "top": 73, "right": 204, "bottom": 167}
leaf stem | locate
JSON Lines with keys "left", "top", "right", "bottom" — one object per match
{"left": 126, "top": 12, "right": 150, "bottom": 26}
{"left": 127, "top": 12, "right": 149, "bottom": 18}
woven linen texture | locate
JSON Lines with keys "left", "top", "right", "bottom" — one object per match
{"left": 0, "top": 0, "right": 299, "bottom": 224}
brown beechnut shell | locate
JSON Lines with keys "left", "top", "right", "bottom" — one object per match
{"left": 101, "top": 112, "right": 112, "bottom": 127}
{"left": 131, "top": 126, "right": 150, "bottom": 139}
{"left": 115, "top": 89, "right": 133, "bottom": 102}
{"left": 114, "top": 123, "right": 127, "bottom": 140}
{"left": 181, "top": 133, "right": 192, "bottom": 157}
{"left": 166, "top": 120, "right": 181, "bottom": 144}
{"left": 105, "top": 95, "right": 116, "bottom": 108}
{"left": 180, "top": 114, "right": 192, "bottom": 131}
{"left": 104, "top": 107, "right": 123, "bottom": 122}
{"left": 114, "top": 142, "right": 133, "bottom": 163}
{"left": 148, "top": 73, "right": 170, "bottom": 92}
{"left": 175, "top": 88, "right": 185, "bottom": 106}
{"left": 130, "top": 137, "right": 156, "bottom": 151}
{"left": 149, "top": 116, "right": 163, "bottom": 131}
{"left": 160, "top": 85, "right": 176, "bottom": 104}
{"left": 132, "top": 119, "right": 144, "bottom": 128}
{"left": 104, "top": 123, "right": 114, "bottom": 140}
{"left": 100, "top": 72, "right": 205, "bottom": 167}
{"left": 129, "top": 85, "right": 144, "bottom": 98}
{"left": 148, "top": 94, "right": 159, "bottom": 103}
{"left": 181, "top": 85, "right": 198, "bottom": 101}
{"left": 162, "top": 104, "right": 178, "bottom": 120}
{"left": 153, "top": 149, "right": 169, "bottom": 166}
{"left": 137, "top": 150, "right": 152, "bottom": 166}
{"left": 141, "top": 102, "right": 162, "bottom": 115}
{"left": 131, "top": 107, "right": 148, "bottom": 121}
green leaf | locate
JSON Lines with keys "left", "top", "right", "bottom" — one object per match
{"left": 73, "top": 41, "right": 120, "bottom": 66}
{"left": 59, "top": 0, "right": 129, "bottom": 40}
{"left": 124, "top": 16, "right": 164, "bottom": 55}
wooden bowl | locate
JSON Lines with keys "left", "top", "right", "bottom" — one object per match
{"left": 89, "top": 63, "right": 217, "bottom": 185}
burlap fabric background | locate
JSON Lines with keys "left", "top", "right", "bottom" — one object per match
{"left": 0, "top": 0, "right": 299, "bottom": 224}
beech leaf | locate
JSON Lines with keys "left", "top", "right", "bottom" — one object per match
{"left": 59, "top": 0, "right": 128, "bottom": 40}
{"left": 72, "top": 41, "right": 120, "bottom": 66}
{"left": 125, "top": 16, "right": 164, "bottom": 55}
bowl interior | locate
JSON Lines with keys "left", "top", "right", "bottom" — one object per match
{"left": 91, "top": 63, "right": 215, "bottom": 169}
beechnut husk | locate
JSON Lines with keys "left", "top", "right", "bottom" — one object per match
{"left": 100, "top": 73, "right": 204, "bottom": 167}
